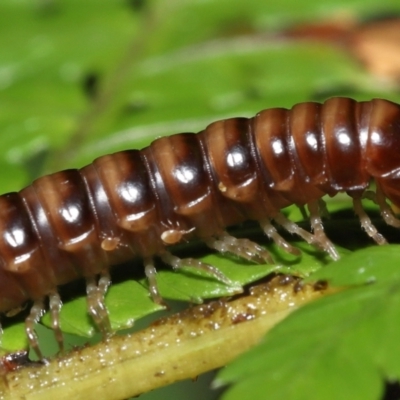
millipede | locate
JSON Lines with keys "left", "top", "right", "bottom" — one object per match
{"left": 1, "top": 96, "right": 400, "bottom": 359}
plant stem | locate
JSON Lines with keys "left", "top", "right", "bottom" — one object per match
{"left": 0, "top": 277, "right": 332, "bottom": 400}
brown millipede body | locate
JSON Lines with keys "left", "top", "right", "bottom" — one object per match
{"left": 1, "top": 97, "right": 400, "bottom": 359}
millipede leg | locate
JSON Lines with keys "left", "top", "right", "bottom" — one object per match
{"left": 318, "top": 198, "right": 331, "bottom": 219}
{"left": 298, "top": 205, "right": 308, "bottom": 220}
{"left": 205, "top": 232, "right": 274, "bottom": 264}
{"left": 86, "top": 277, "right": 112, "bottom": 337}
{"left": 307, "top": 201, "right": 340, "bottom": 260}
{"left": 272, "top": 211, "right": 338, "bottom": 258}
{"left": 364, "top": 187, "right": 400, "bottom": 228}
{"left": 98, "top": 270, "right": 112, "bottom": 296}
{"left": 260, "top": 218, "right": 301, "bottom": 256}
{"left": 25, "top": 298, "right": 46, "bottom": 360}
{"left": 160, "top": 252, "right": 234, "bottom": 286}
{"left": 352, "top": 196, "right": 387, "bottom": 245}
{"left": 48, "top": 292, "right": 63, "bottom": 353}
{"left": 273, "top": 212, "right": 315, "bottom": 243}
{"left": 144, "top": 258, "right": 164, "bottom": 305}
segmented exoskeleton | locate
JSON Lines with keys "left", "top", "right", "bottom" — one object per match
{"left": 1, "top": 97, "right": 400, "bottom": 358}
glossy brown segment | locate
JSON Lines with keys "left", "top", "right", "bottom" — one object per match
{"left": 0, "top": 97, "right": 400, "bottom": 319}
{"left": 93, "top": 151, "right": 157, "bottom": 233}
{"left": 32, "top": 170, "right": 107, "bottom": 277}
{"left": 321, "top": 98, "right": 368, "bottom": 191}
{"left": 254, "top": 108, "right": 294, "bottom": 191}
{"left": 151, "top": 133, "right": 211, "bottom": 215}
{"left": 204, "top": 118, "right": 258, "bottom": 202}
{"left": 290, "top": 102, "right": 325, "bottom": 185}
{"left": 0, "top": 194, "right": 54, "bottom": 301}
{"left": 366, "top": 99, "right": 400, "bottom": 176}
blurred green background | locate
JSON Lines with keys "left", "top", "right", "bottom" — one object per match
{"left": 1, "top": 0, "right": 400, "bottom": 398}
{"left": 2, "top": 0, "right": 400, "bottom": 193}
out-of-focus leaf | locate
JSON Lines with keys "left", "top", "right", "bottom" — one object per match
{"left": 216, "top": 246, "right": 400, "bottom": 400}
{"left": 306, "top": 245, "right": 400, "bottom": 286}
